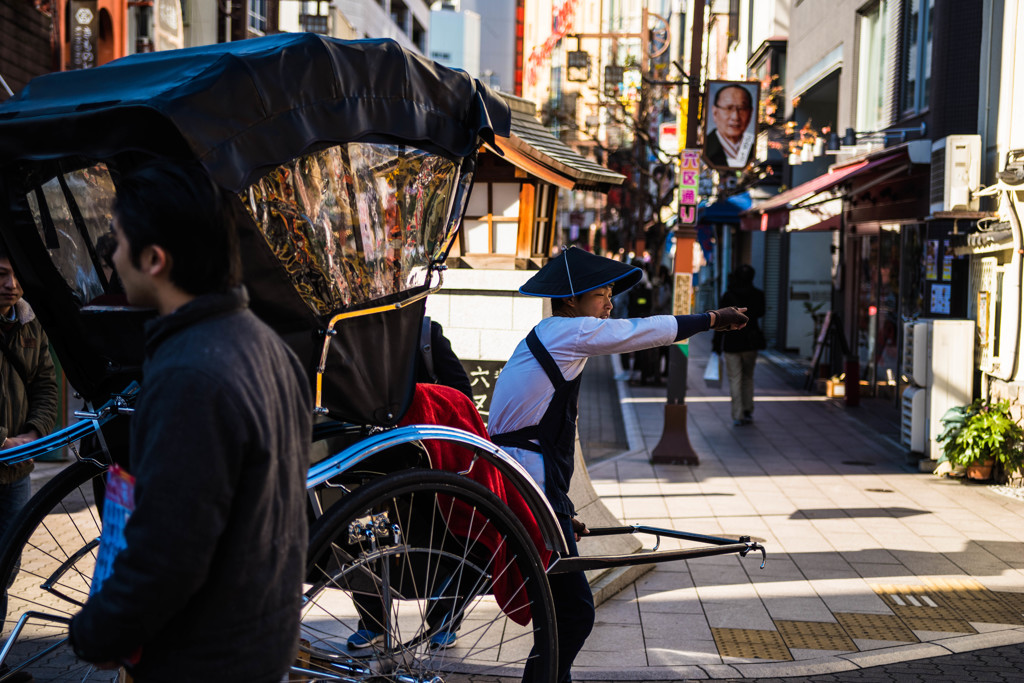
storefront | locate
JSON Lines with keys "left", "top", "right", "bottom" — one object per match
{"left": 743, "top": 142, "right": 935, "bottom": 400}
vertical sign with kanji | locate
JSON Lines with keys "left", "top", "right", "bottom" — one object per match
{"left": 460, "top": 360, "right": 505, "bottom": 424}
{"left": 70, "top": 1, "right": 98, "bottom": 70}
{"left": 678, "top": 149, "right": 700, "bottom": 226}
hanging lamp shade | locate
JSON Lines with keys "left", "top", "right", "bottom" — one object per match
{"left": 519, "top": 247, "right": 643, "bottom": 298}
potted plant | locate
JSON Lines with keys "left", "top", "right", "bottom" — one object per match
{"left": 935, "top": 399, "right": 1024, "bottom": 481}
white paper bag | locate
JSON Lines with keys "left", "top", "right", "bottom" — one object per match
{"left": 703, "top": 352, "right": 722, "bottom": 387}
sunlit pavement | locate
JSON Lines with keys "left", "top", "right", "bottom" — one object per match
{"left": 571, "top": 331, "right": 1024, "bottom": 681}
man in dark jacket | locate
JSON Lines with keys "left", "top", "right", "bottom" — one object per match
{"left": 1, "top": 247, "right": 58, "bottom": 683}
{"left": 69, "top": 161, "right": 312, "bottom": 683}
{"left": 712, "top": 265, "right": 766, "bottom": 426}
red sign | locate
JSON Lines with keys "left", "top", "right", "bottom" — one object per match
{"left": 526, "top": 0, "right": 579, "bottom": 86}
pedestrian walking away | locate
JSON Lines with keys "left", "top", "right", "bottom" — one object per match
{"left": 67, "top": 160, "right": 312, "bottom": 683}
{"left": 713, "top": 264, "right": 766, "bottom": 426}
{"left": 487, "top": 246, "right": 747, "bottom": 683}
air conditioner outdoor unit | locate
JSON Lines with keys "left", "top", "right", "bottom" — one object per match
{"left": 930, "top": 135, "right": 981, "bottom": 213}
{"left": 899, "top": 319, "right": 975, "bottom": 459}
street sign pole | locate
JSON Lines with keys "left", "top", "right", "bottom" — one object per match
{"left": 651, "top": 0, "right": 705, "bottom": 466}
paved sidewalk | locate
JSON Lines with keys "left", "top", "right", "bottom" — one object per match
{"left": 572, "top": 331, "right": 1024, "bottom": 681}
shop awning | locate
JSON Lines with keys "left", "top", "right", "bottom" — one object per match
{"left": 741, "top": 151, "right": 907, "bottom": 231}
{"left": 698, "top": 192, "right": 752, "bottom": 224}
{"left": 488, "top": 94, "right": 626, "bottom": 192}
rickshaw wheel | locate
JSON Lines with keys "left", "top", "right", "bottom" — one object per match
{"left": 0, "top": 459, "right": 119, "bottom": 682}
{"left": 301, "top": 468, "right": 557, "bottom": 683}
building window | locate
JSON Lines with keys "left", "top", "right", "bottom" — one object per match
{"left": 301, "top": 13, "right": 328, "bottom": 34}
{"left": 249, "top": 0, "right": 267, "bottom": 35}
{"left": 391, "top": 0, "right": 409, "bottom": 34}
{"left": 900, "top": 0, "right": 933, "bottom": 115}
{"left": 857, "top": 0, "right": 889, "bottom": 131}
{"left": 462, "top": 182, "right": 522, "bottom": 254}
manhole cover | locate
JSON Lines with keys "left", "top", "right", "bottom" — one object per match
{"left": 865, "top": 488, "right": 894, "bottom": 493}
{"left": 842, "top": 460, "right": 876, "bottom": 466}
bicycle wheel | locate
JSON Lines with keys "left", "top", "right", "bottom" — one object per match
{"left": 0, "top": 459, "right": 117, "bottom": 683}
{"left": 300, "top": 468, "right": 557, "bottom": 682}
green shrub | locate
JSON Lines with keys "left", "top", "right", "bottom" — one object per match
{"left": 936, "top": 399, "right": 1024, "bottom": 472}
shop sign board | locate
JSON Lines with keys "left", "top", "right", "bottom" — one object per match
{"left": 70, "top": 0, "right": 98, "bottom": 70}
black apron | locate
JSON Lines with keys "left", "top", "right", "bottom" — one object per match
{"left": 492, "top": 328, "right": 582, "bottom": 517}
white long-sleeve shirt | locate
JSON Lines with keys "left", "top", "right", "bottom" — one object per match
{"left": 488, "top": 314, "right": 709, "bottom": 490}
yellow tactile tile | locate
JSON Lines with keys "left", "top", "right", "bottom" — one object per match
{"left": 834, "top": 612, "right": 919, "bottom": 642}
{"left": 991, "top": 591, "right": 1024, "bottom": 616}
{"left": 711, "top": 627, "right": 793, "bottom": 660}
{"left": 870, "top": 583, "right": 977, "bottom": 633}
{"left": 774, "top": 620, "right": 857, "bottom": 651}
{"left": 918, "top": 579, "right": 1024, "bottom": 626}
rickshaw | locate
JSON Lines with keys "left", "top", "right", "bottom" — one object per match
{"left": 0, "top": 34, "right": 765, "bottom": 682}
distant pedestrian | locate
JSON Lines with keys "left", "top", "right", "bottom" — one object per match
{"left": 69, "top": 161, "right": 312, "bottom": 682}
{"left": 713, "top": 264, "right": 766, "bottom": 426}
{"left": 488, "top": 247, "right": 746, "bottom": 683}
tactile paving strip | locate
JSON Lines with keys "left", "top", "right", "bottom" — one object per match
{"left": 871, "top": 584, "right": 976, "bottom": 634}
{"left": 991, "top": 590, "right": 1024, "bottom": 617}
{"left": 711, "top": 627, "right": 793, "bottom": 660}
{"left": 922, "top": 578, "right": 1024, "bottom": 626}
{"left": 774, "top": 620, "right": 857, "bottom": 651}
{"left": 834, "top": 612, "right": 919, "bottom": 642}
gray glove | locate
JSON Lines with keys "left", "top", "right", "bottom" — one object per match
{"left": 710, "top": 307, "right": 748, "bottom": 331}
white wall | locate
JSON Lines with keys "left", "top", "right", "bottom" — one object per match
{"left": 425, "top": 269, "right": 544, "bottom": 363}
{"left": 462, "top": 0, "right": 516, "bottom": 91}
{"left": 183, "top": 0, "right": 218, "bottom": 47}
{"left": 429, "top": 9, "right": 480, "bottom": 76}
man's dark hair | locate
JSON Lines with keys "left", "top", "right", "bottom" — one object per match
{"left": 114, "top": 160, "right": 241, "bottom": 296}
{"left": 0, "top": 240, "right": 9, "bottom": 262}
{"left": 551, "top": 296, "right": 573, "bottom": 315}
{"left": 713, "top": 85, "right": 752, "bottom": 110}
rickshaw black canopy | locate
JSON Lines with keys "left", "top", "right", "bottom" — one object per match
{"left": 0, "top": 35, "right": 509, "bottom": 422}
{"left": 0, "top": 33, "right": 510, "bottom": 191}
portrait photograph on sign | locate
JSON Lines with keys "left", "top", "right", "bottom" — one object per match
{"left": 702, "top": 80, "right": 760, "bottom": 170}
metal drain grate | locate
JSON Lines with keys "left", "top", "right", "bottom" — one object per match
{"left": 834, "top": 612, "right": 919, "bottom": 642}
{"left": 774, "top": 620, "right": 857, "bottom": 651}
{"left": 711, "top": 627, "right": 793, "bottom": 660}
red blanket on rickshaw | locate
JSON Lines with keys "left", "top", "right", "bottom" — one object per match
{"left": 399, "top": 383, "right": 552, "bottom": 626}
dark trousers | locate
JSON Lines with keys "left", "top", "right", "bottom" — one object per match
{"left": 522, "top": 515, "right": 595, "bottom": 683}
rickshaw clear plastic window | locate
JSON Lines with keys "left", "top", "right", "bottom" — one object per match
{"left": 242, "top": 142, "right": 461, "bottom": 315}
{"left": 25, "top": 164, "right": 116, "bottom": 307}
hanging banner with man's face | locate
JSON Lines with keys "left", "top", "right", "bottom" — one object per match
{"left": 702, "top": 80, "right": 760, "bottom": 170}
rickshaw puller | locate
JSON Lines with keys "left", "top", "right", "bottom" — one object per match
{"left": 488, "top": 247, "right": 747, "bottom": 683}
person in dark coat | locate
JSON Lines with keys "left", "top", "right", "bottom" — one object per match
{"left": 713, "top": 265, "right": 766, "bottom": 426}
{"left": 0, "top": 247, "right": 58, "bottom": 683}
{"left": 69, "top": 161, "right": 312, "bottom": 683}
{"left": 415, "top": 317, "right": 473, "bottom": 400}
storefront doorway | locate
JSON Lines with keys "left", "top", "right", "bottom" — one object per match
{"left": 851, "top": 227, "right": 902, "bottom": 400}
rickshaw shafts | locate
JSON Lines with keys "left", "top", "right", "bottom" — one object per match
{"left": 546, "top": 524, "right": 768, "bottom": 573}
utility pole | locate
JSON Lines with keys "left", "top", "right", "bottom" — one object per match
{"left": 651, "top": 0, "right": 705, "bottom": 466}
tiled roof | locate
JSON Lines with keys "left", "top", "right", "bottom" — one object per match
{"left": 492, "top": 93, "right": 625, "bottom": 191}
